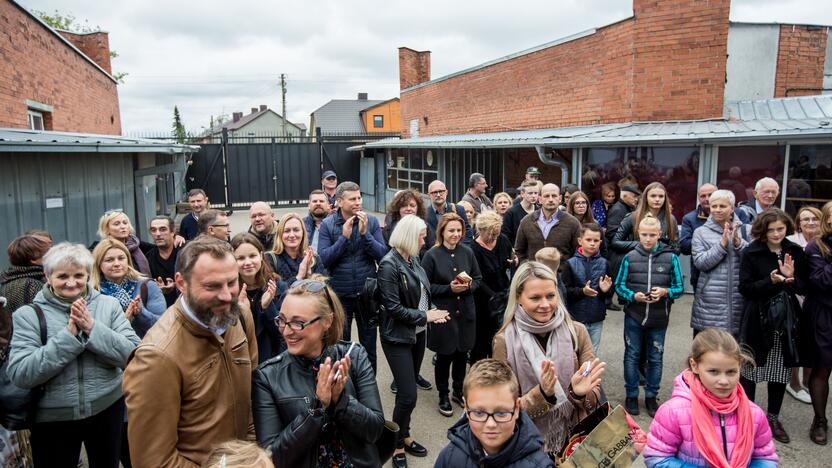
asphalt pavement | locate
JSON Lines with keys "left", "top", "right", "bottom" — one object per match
{"left": 228, "top": 209, "right": 828, "bottom": 468}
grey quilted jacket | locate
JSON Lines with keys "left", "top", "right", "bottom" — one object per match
{"left": 690, "top": 218, "right": 747, "bottom": 334}
{"left": 7, "top": 284, "right": 140, "bottom": 422}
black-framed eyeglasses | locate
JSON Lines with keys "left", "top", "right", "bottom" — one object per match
{"left": 275, "top": 314, "right": 323, "bottom": 331}
{"left": 429, "top": 189, "right": 447, "bottom": 196}
{"left": 465, "top": 408, "right": 516, "bottom": 423}
{"left": 211, "top": 223, "right": 230, "bottom": 228}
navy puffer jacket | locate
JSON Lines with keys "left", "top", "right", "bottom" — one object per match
{"left": 434, "top": 410, "right": 554, "bottom": 468}
{"left": 562, "top": 249, "right": 610, "bottom": 324}
{"left": 318, "top": 210, "right": 388, "bottom": 298}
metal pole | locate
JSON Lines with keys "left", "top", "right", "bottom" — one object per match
{"left": 281, "top": 74, "right": 287, "bottom": 138}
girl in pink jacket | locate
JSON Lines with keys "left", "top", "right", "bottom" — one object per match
{"left": 644, "top": 329, "right": 778, "bottom": 468}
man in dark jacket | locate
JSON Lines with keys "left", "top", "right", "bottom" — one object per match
{"left": 248, "top": 202, "right": 278, "bottom": 250}
{"left": 679, "top": 183, "right": 716, "bottom": 291}
{"left": 434, "top": 359, "right": 554, "bottom": 468}
{"left": 146, "top": 216, "right": 181, "bottom": 306}
{"left": 426, "top": 180, "right": 473, "bottom": 245}
{"left": 604, "top": 185, "right": 640, "bottom": 246}
{"left": 502, "top": 180, "right": 539, "bottom": 246}
{"left": 318, "top": 181, "right": 388, "bottom": 371}
{"left": 304, "top": 189, "right": 330, "bottom": 251}
{"left": 514, "top": 184, "right": 581, "bottom": 264}
{"left": 179, "top": 189, "right": 208, "bottom": 241}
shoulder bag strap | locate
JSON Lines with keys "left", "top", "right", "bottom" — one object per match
{"left": 140, "top": 279, "right": 149, "bottom": 304}
{"left": 31, "top": 304, "right": 47, "bottom": 345}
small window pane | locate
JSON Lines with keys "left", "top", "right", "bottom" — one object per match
{"left": 786, "top": 144, "right": 832, "bottom": 217}
{"left": 373, "top": 115, "right": 384, "bottom": 128}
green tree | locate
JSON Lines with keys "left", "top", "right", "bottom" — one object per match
{"left": 35, "top": 9, "right": 128, "bottom": 84}
{"left": 172, "top": 106, "right": 187, "bottom": 143}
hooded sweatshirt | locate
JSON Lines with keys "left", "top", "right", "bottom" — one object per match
{"left": 434, "top": 410, "right": 555, "bottom": 468}
{"left": 643, "top": 372, "right": 778, "bottom": 468}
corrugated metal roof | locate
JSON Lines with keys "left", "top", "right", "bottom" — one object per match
{"left": 0, "top": 128, "right": 200, "bottom": 153}
{"left": 311, "top": 99, "right": 384, "bottom": 133}
{"left": 725, "top": 95, "right": 832, "bottom": 121}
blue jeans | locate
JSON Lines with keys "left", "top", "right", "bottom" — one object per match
{"left": 341, "top": 296, "right": 378, "bottom": 373}
{"left": 623, "top": 315, "right": 666, "bottom": 398}
{"left": 583, "top": 320, "right": 604, "bottom": 356}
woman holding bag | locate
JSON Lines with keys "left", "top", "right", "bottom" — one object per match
{"left": 738, "top": 208, "right": 806, "bottom": 444}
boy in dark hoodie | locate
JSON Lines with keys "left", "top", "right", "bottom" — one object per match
{"left": 614, "top": 215, "right": 684, "bottom": 418}
{"left": 434, "top": 359, "right": 554, "bottom": 468}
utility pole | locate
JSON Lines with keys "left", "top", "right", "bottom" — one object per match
{"left": 280, "top": 74, "right": 287, "bottom": 138}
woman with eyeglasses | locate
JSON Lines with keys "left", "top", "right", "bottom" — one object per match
{"left": 231, "top": 233, "right": 287, "bottom": 363}
{"left": 377, "top": 215, "right": 450, "bottom": 467}
{"left": 252, "top": 276, "right": 384, "bottom": 468}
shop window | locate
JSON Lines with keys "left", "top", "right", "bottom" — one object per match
{"left": 387, "top": 148, "right": 439, "bottom": 193}
{"left": 715, "top": 146, "right": 786, "bottom": 208}
{"left": 786, "top": 144, "right": 832, "bottom": 217}
{"left": 373, "top": 115, "right": 384, "bottom": 128}
{"left": 581, "top": 146, "right": 699, "bottom": 221}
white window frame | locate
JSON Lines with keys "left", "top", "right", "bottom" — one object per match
{"left": 28, "top": 110, "right": 44, "bottom": 130}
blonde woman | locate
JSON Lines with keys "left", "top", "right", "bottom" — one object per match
{"left": 492, "top": 261, "right": 604, "bottom": 451}
{"left": 91, "top": 239, "right": 166, "bottom": 338}
{"left": 95, "top": 210, "right": 184, "bottom": 276}
{"left": 266, "top": 213, "right": 325, "bottom": 286}
{"left": 492, "top": 192, "right": 513, "bottom": 217}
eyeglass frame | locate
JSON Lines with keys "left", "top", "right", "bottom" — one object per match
{"left": 274, "top": 279, "right": 336, "bottom": 330}
{"left": 275, "top": 314, "right": 323, "bottom": 331}
{"left": 429, "top": 189, "right": 447, "bottom": 196}
{"left": 464, "top": 407, "right": 518, "bottom": 424}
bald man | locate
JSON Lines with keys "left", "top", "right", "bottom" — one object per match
{"left": 248, "top": 201, "right": 277, "bottom": 250}
{"left": 514, "top": 183, "right": 581, "bottom": 265}
{"left": 679, "top": 183, "right": 718, "bottom": 291}
{"left": 425, "top": 179, "right": 473, "bottom": 244}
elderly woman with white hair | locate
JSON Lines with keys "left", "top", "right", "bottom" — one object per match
{"left": 690, "top": 189, "right": 748, "bottom": 336}
{"left": 6, "top": 242, "right": 140, "bottom": 467}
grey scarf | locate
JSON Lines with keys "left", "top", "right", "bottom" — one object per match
{"left": 504, "top": 304, "right": 575, "bottom": 452}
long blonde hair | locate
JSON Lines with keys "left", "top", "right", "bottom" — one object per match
{"left": 631, "top": 182, "right": 677, "bottom": 241}
{"left": 498, "top": 261, "right": 578, "bottom": 351}
{"left": 91, "top": 238, "right": 144, "bottom": 289}
{"left": 272, "top": 213, "right": 309, "bottom": 256}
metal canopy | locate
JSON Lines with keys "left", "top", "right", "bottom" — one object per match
{"left": 0, "top": 128, "right": 200, "bottom": 153}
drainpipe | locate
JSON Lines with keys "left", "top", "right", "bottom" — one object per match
{"left": 535, "top": 146, "right": 569, "bottom": 188}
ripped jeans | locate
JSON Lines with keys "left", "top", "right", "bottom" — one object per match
{"left": 623, "top": 314, "right": 667, "bottom": 399}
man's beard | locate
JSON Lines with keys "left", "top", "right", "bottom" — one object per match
{"left": 310, "top": 206, "right": 327, "bottom": 219}
{"left": 187, "top": 290, "right": 241, "bottom": 331}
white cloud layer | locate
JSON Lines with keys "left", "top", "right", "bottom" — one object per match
{"left": 18, "top": 0, "right": 832, "bottom": 134}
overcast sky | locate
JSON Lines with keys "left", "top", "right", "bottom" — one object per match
{"left": 19, "top": 0, "right": 832, "bottom": 134}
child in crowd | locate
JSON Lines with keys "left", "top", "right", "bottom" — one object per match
{"left": 434, "top": 359, "right": 555, "bottom": 467}
{"left": 203, "top": 440, "right": 273, "bottom": 468}
{"left": 535, "top": 247, "right": 567, "bottom": 301}
{"left": 643, "top": 329, "right": 779, "bottom": 468}
{"left": 615, "top": 215, "right": 684, "bottom": 417}
{"left": 561, "top": 223, "right": 613, "bottom": 355}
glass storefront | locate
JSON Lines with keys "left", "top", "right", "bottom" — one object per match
{"left": 715, "top": 145, "right": 786, "bottom": 209}
{"left": 581, "top": 146, "right": 700, "bottom": 221}
{"left": 387, "top": 148, "right": 439, "bottom": 194}
{"left": 786, "top": 144, "right": 832, "bottom": 216}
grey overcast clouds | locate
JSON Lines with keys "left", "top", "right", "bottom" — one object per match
{"left": 18, "top": 0, "right": 832, "bottom": 134}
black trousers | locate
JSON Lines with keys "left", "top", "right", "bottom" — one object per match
{"left": 341, "top": 296, "right": 378, "bottom": 373}
{"left": 381, "top": 331, "right": 426, "bottom": 446}
{"left": 741, "top": 377, "right": 787, "bottom": 416}
{"left": 435, "top": 350, "right": 468, "bottom": 397}
{"left": 31, "top": 397, "right": 125, "bottom": 468}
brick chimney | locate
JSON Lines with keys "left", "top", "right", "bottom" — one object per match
{"left": 251, "top": 107, "right": 258, "bottom": 114}
{"left": 398, "top": 47, "right": 431, "bottom": 90}
{"left": 357, "top": 93, "right": 368, "bottom": 100}
{"left": 631, "top": 0, "right": 730, "bottom": 121}
{"left": 232, "top": 112, "right": 243, "bottom": 123}
{"left": 58, "top": 31, "right": 112, "bottom": 74}
{"left": 260, "top": 104, "right": 267, "bottom": 111}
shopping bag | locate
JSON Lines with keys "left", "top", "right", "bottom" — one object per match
{"left": 559, "top": 405, "right": 646, "bottom": 468}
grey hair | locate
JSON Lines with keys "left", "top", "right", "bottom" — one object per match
{"left": 389, "top": 215, "right": 427, "bottom": 257}
{"left": 468, "top": 172, "right": 485, "bottom": 188}
{"left": 42, "top": 242, "right": 94, "bottom": 275}
{"left": 335, "top": 181, "right": 361, "bottom": 200}
{"left": 755, "top": 177, "right": 779, "bottom": 191}
{"left": 708, "top": 189, "right": 735, "bottom": 206}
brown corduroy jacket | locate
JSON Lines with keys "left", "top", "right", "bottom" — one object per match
{"left": 122, "top": 301, "right": 258, "bottom": 468}
{"left": 514, "top": 209, "right": 581, "bottom": 265}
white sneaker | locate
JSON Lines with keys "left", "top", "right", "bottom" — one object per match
{"left": 786, "top": 385, "right": 812, "bottom": 404}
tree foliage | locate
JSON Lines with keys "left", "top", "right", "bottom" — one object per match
{"left": 172, "top": 106, "right": 188, "bottom": 144}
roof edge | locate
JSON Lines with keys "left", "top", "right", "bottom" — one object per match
{"left": 10, "top": 0, "right": 117, "bottom": 84}
{"left": 730, "top": 20, "right": 832, "bottom": 29}
{"left": 359, "top": 97, "right": 400, "bottom": 114}
{"left": 401, "top": 15, "right": 633, "bottom": 94}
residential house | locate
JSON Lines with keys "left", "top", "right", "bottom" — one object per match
{"left": 310, "top": 93, "right": 400, "bottom": 136}
{"left": 360, "top": 98, "right": 401, "bottom": 133}
{"left": 200, "top": 105, "right": 305, "bottom": 142}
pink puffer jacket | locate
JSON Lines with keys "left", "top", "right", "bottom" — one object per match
{"left": 643, "top": 372, "right": 779, "bottom": 467}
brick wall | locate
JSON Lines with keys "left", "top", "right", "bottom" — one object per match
{"left": 399, "top": 48, "right": 431, "bottom": 90}
{"left": 0, "top": 1, "right": 121, "bottom": 134}
{"left": 774, "top": 25, "right": 828, "bottom": 98}
{"left": 58, "top": 31, "right": 113, "bottom": 74}
{"left": 399, "top": 0, "right": 732, "bottom": 137}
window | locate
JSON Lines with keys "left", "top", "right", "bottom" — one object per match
{"left": 387, "top": 148, "right": 439, "bottom": 193}
{"left": 28, "top": 110, "right": 44, "bottom": 130}
{"left": 785, "top": 144, "right": 832, "bottom": 217}
{"left": 581, "top": 146, "right": 700, "bottom": 221}
{"left": 373, "top": 115, "right": 384, "bottom": 129}
{"left": 715, "top": 145, "right": 785, "bottom": 208}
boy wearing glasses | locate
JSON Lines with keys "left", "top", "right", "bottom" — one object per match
{"left": 435, "top": 359, "right": 554, "bottom": 467}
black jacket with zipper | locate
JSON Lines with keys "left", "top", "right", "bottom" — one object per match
{"left": 377, "top": 248, "right": 431, "bottom": 345}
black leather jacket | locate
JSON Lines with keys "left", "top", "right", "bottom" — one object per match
{"left": 377, "top": 249, "right": 430, "bottom": 345}
{"left": 252, "top": 342, "right": 384, "bottom": 468}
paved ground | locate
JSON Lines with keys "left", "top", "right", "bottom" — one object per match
{"left": 228, "top": 209, "right": 827, "bottom": 467}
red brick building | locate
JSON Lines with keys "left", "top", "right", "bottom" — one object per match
{"left": 357, "top": 0, "right": 831, "bottom": 223}
{"left": 0, "top": 0, "right": 121, "bottom": 134}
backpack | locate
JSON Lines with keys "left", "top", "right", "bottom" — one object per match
{"left": 0, "top": 304, "right": 47, "bottom": 430}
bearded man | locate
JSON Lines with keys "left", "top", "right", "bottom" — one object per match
{"left": 122, "top": 236, "right": 258, "bottom": 467}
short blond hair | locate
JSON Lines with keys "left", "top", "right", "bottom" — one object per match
{"left": 475, "top": 211, "right": 502, "bottom": 238}
{"left": 97, "top": 210, "right": 134, "bottom": 240}
{"left": 638, "top": 214, "right": 661, "bottom": 232}
{"left": 202, "top": 440, "right": 272, "bottom": 468}
{"left": 463, "top": 358, "right": 519, "bottom": 399}
{"left": 535, "top": 247, "right": 561, "bottom": 272}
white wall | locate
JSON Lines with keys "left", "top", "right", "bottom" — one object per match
{"left": 724, "top": 23, "right": 780, "bottom": 103}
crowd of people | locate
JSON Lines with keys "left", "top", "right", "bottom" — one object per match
{"left": 0, "top": 166, "right": 830, "bottom": 468}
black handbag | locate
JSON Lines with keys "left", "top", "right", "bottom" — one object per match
{"left": 376, "top": 420, "right": 400, "bottom": 464}
{"left": 0, "top": 304, "right": 47, "bottom": 430}
{"left": 358, "top": 277, "right": 382, "bottom": 327}
{"left": 763, "top": 290, "right": 800, "bottom": 365}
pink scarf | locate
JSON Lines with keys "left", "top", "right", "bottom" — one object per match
{"left": 683, "top": 369, "right": 753, "bottom": 468}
